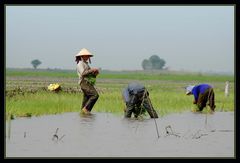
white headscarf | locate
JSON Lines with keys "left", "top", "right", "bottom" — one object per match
{"left": 185, "top": 85, "right": 195, "bottom": 95}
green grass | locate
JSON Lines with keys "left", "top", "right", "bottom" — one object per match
{"left": 6, "top": 91, "right": 80, "bottom": 117}
{"left": 5, "top": 68, "right": 235, "bottom": 118}
{"left": 6, "top": 83, "right": 234, "bottom": 118}
{"left": 6, "top": 68, "right": 234, "bottom": 82}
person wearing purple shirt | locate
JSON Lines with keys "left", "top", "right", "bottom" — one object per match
{"left": 185, "top": 84, "right": 216, "bottom": 111}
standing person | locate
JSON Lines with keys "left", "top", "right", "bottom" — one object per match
{"left": 185, "top": 84, "right": 216, "bottom": 112}
{"left": 75, "top": 48, "right": 99, "bottom": 115}
{"left": 122, "top": 82, "right": 158, "bottom": 118}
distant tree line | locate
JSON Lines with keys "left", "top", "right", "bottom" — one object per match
{"left": 141, "top": 55, "right": 166, "bottom": 70}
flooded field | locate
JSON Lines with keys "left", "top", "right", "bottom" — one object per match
{"left": 5, "top": 111, "right": 234, "bottom": 158}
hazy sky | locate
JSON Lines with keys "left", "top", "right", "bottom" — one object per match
{"left": 6, "top": 5, "right": 234, "bottom": 73}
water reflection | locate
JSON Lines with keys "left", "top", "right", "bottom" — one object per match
{"left": 5, "top": 112, "right": 234, "bottom": 158}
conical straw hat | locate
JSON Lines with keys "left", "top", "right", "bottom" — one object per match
{"left": 75, "top": 48, "right": 93, "bottom": 57}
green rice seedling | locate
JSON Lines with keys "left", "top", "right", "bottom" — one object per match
{"left": 6, "top": 69, "right": 234, "bottom": 118}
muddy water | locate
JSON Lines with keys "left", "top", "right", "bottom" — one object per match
{"left": 5, "top": 112, "right": 234, "bottom": 158}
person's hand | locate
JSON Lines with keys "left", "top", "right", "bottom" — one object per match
{"left": 91, "top": 68, "right": 99, "bottom": 76}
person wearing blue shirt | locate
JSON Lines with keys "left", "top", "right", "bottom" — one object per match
{"left": 186, "top": 84, "right": 216, "bottom": 111}
{"left": 122, "top": 82, "right": 158, "bottom": 118}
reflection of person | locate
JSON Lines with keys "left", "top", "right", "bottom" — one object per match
{"left": 75, "top": 48, "right": 99, "bottom": 115}
{"left": 185, "top": 84, "right": 216, "bottom": 112}
{"left": 122, "top": 82, "right": 158, "bottom": 118}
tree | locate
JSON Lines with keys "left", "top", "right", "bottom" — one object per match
{"left": 149, "top": 55, "right": 166, "bottom": 70}
{"left": 31, "top": 59, "right": 42, "bottom": 69}
{"left": 141, "top": 59, "right": 152, "bottom": 70}
{"left": 141, "top": 55, "right": 166, "bottom": 70}
{"left": 149, "top": 55, "right": 160, "bottom": 69}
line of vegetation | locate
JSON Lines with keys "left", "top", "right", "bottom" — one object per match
{"left": 5, "top": 68, "right": 234, "bottom": 119}
{"left": 6, "top": 68, "right": 234, "bottom": 82}
{"left": 6, "top": 86, "right": 234, "bottom": 118}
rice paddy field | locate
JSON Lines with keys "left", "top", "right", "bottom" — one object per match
{"left": 5, "top": 68, "right": 235, "bottom": 118}
{"left": 5, "top": 68, "right": 235, "bottom": 158}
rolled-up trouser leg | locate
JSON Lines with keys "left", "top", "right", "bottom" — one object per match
{"left": 80, "top": 80, "right": 99, "bottom": 112}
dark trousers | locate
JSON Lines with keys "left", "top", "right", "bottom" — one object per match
{"left": 125, "top": 91, "right": 158, "bottom": 118}
{"left": 197, "top": 88, "right": 216, "bottom": 111}
{"left": 80, "top": 80, "right": 99, "bottom": 112}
